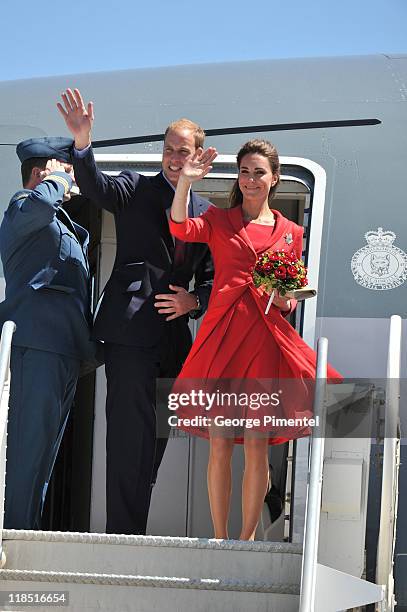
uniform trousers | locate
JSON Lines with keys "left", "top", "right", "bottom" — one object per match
{"left": 104, "top": 330, "right": 186, "bottom": 535}
{"left": 4, "top": 347, "right": 80, "bottom": 529}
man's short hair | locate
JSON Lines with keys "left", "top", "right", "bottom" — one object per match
{"left": 21, "top": 157, "right": 48, "bottom": 187}
{"left": 164, "top": 118, "right": 205, "bottom": 149}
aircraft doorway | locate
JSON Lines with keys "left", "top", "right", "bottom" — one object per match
{"left": 85, "top": 154, "right": 323, "bottom": 540}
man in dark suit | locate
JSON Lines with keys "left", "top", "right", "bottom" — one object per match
{"left": 0, "top": 137, "right": 95, "bottom": 529}
{"left": 58, "top": 88, "right": 214, "bottom": 535}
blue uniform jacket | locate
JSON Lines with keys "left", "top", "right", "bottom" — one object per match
{"left": 0, "top": 172, "right": 95, "bottom": 360}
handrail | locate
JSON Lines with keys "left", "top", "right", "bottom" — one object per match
{"left": 0, "top": 322, "right": 16, "bottom": 395}
{"left": 299, "top": 337, "right": 328, "bottom": 612}
{"left": 376, "top": 315, "right": 402, "bottom": 611}
{"left": 0, "top": 320, "right": 16, "bottom": 565}
{"left": 299, "top": 318, "right": 401, "bottom": 612}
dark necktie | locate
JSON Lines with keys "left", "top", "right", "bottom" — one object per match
{"left": 173, "top": 237, "right": 185, "bottom": 267}
{"left": 165, "top": 206, "right": 185, "bottom": 267}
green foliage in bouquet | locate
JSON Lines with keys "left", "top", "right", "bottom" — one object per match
{"left": 252, "top": 250, "right": 308, "bottom": 296}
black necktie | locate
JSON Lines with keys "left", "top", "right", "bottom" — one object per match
{"left": 165, "top": 207, "right": 185, "bottom": 267}
{"left": 173, "top": 238, "right": 185, "bottom": 267}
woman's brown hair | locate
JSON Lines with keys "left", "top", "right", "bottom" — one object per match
{"left": 229, "top": 139, "right": 280, "bottom": 208}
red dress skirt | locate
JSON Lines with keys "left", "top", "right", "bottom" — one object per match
{"left": 171, "top": 222, "right": 331, "bottom": 444}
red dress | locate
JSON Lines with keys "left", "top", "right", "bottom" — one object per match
{"left": 169, "top": 205, "right": 342, "bottom": 444}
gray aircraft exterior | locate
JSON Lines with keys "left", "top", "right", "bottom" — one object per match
{"left": 0, "top": 53, "right": 406, "bottom": 607}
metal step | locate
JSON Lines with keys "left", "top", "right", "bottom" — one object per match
{"left": 0, "top": 575, "right": 300, "bottom": 612}
{"left": 2, "top": 530, "right": 302, "bottom": 584}
{"left": 0, "top": 530, "right": 302, "bottom": 611}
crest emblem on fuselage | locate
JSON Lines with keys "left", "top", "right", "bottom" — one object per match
{"left": 351, "top": 227, "right": 407, "bottom": 290}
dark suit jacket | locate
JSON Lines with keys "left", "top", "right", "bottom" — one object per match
{"left": 0, "top": 172, "right": 95, "bottom": 361}
{"left": 73, "top": 148, "right": 214, "bottom": 349}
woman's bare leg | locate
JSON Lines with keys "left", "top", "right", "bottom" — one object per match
{"left": 207, "top": 436, "right": 234, "bottom": 539}
{"left": 240, "top": 435, "right": 269, "bottom": 540}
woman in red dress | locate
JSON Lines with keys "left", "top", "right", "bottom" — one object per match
{"left": 169, "top": 139, "right": 341, "bottom": 540}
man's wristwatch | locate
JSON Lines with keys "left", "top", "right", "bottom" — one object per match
{"left": 189, "top": 292, "right": 201, "bottom": 318}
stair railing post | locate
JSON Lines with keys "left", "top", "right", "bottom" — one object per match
{"left": 299, "top": 337, "right": 328, "bottom": 612}
{"left": 0, "top": 321, "right": 16, "bottom": 565}
{"left": 376, "top": 315, "right": 402, "bottom": 612}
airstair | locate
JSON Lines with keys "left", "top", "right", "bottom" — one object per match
{"left": 0, "top": 531, "right": 301, "bottom": 611}
{"left": 0, "top": 317, "right": 401, "bottom": 612}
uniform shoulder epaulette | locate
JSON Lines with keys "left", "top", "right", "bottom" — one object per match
{"left": 10, "top": 191, "right": 30, "bottom": 205}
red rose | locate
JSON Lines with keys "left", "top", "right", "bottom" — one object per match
{"left": 274, "top": 265, "right": 287, "bottom": 279}
{"left": 300, "top": 277, "right": 308, "bottom": 286}
{"left": 286, "top": 265, "right": 298, "bottom": 278}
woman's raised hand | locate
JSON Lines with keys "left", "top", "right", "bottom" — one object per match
{"left": 180, "top": 147, "right": 217, "bottom": 183}
{"left": 172, "top": 147, "right": 217, "bottom": 222}
{"left": 57, "top": 88, "right": 94, "bottom": 150}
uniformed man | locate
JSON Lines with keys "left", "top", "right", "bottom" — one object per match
{"left": 0, "top": 137, "right": 95, "bottom": 529}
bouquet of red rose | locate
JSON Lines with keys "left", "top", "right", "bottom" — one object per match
{"left": 252, "top": 250, "right": 309, "bottom": 314}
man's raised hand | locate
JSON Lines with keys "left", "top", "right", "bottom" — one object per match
{"left": 38, "top": 158, "right": 67, "bottom": 182}
{"left": 57, "top": 88, "right": 94, "bottom": 150}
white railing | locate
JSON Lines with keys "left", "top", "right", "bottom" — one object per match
{"left": 299, "top": 316, "right": 402, "bottom": 612}
{"left": 376, "top": 314, "right": 402, "bottom": 611}
{"left": 299, "top": 337, "right": 328, "bottom": 612}
{"left": 0, "top": 321, "right": 16, "bottom": 565}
